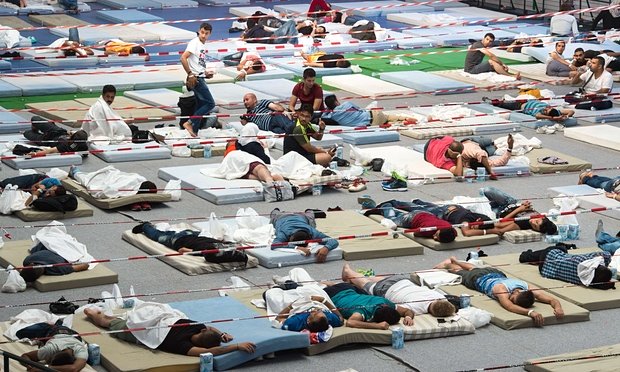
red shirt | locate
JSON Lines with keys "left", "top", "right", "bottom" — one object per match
{"left": 425, "top": 136, "right": 456, "bottom": 170}
{"left": 292, "top": 82, "right": 325, "bottom": 110}
{"left": 411, "top": 213, "right": 454, "bottom": 237}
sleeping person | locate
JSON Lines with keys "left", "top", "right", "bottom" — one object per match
{"left": 0, "top": 173, "right": 67, "bottom": 208}
{"left": 22, "top": 116, "right": 88, "bottom": 157}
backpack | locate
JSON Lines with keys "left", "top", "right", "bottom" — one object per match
{"left": 32, "top": 194, "right": 78, "bottom": 213}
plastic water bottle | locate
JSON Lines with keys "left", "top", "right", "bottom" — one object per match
{"left": 336, "top": 146, "right": 343, "bottom": 159}
{"left": 391, "top": 326, "right": 404, "bottom": 349}
{"left": 329, "top": 161, "right": 337, "bottom": 170}
{"left": 312, "top": 185, "right": 322, "bottom": 196}
{"left": 611, "top": 267, "right": 618, "bottom": 280}
{"left": 199, "top": 353, "right": 214, "bottom": 372}
{"left": 87, "top": 344, "right": 100, "bottom": 366}
{"left": 476, "top": 168, "right": 486, "bottom": 182}
{"left": 464, "top": 168, "right": 475, "bottom": 183}
{"left": 459, "top": 294, "right": 471, "bottom": 308}
{"left": 469, "top": 251, "right": 478, "bottom": 260}
{"left": 203, "top": 145, "right": 212, "bottom": 158}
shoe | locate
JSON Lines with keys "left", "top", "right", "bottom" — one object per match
{"left": 332, "top": 157, "right": 350, "bottom": 167}
{"left": 536, "top": 126, "right": 555, "bottom": 134}
{"left": 391, "top": 171, "right": 407, "bottom": 182}
{"left": 382, "top": 179, "right": 408, "bottom": 192}
{"left": 306, "top": 208, "right": 326, "bottom": 219}
{"left": 130, "top": 203, "right": 142, "bottom": 211}
{"left": 357, "top": 195, "right": 376, "bottom": 209}
{"left": 132, "top": 222, "right": 148, "bottom": 234}
{"left": 321, "top": 169, "right": 336, "bottom": 176}
{"left": 552, "top": 123, "right": 565, "bottom": 132}
{"left": 141, "top": 202, "right": 152, "bottom": 211}
{"left": 327, "top": 206, "right": 343, "bottom": 211}
{"left": 381, "top": 177, "right": 394, "bottom": 186}
{"left": 69, "top": 165, "right": 79, "bottom": 178}
{"left": 348, "top": 181, "right": 367, "bottom": 192}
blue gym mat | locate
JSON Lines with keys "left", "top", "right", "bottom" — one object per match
{"left": 97, "top": 0, "right": 162, "bottom": 9}
{"left": 97, "top": 9, "right": 164, "bottom": 23}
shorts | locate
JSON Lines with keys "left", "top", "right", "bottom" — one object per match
{"left": 242, "top": 161, "right": 263, "bottom": 179}
{"left": 457, "top": 267, "right": 504, "bottom": 291}
{"left": 363, "top": 274, "right": 408, "bottom": 297}
{"left": 109, "top": 318, "right": 140, "bottom": 344}
{"left": 370, "top": 110, "right": 388, "bottom": 126}
{"left": 467, "top": 61, "right": 493, "bottom": 74}
{"left": 298, "top": 151, "right": 317, "bottom": 164}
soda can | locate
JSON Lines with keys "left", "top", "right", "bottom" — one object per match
{"left": 476, "top": 168, "right": 486, "bottom": 182}
{"left": 200, "top": 352, "right": 214, "bottom": 372}
{"left": 391, "top": 326, "right": 404, "bottom": 349}
{"left": 329, "top": 161, "right": 337, "bottom": 170}
{"left": 460, "top": 294, "right": 471, "bottom": 309}
{"left": 87, "top": 343, "right": 100, "bottom": 366}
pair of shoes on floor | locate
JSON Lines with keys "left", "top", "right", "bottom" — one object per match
{"left": 382, "top": 171, "right": 408, "bottom": 191}
{"left": 536, "top": 125, "right": 556, "bottom": 134}
{"left": 130, "top": 202, "right": 152, "bottom": 212}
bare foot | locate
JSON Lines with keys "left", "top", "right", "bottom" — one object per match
{"left": 342, "top": 263, "right": 354, "bottom": 282}
{"left": 433, "top": 258, "right": 452, "bottom": 269}
{"left": 182, "top": 121, "right": 197, "bottom": 137}
{"left": 84, "top": 307, "right": 100, "bottom": 319}
{"left": 178, "top": 248, "right": 192, "bottom": 254}
{"left": 297, "top": 247, "right": 311, "bottom": 256}
{"left": 515, "top": 72, "right": 521, "bottom": 80}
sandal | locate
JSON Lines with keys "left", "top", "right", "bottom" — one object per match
{"left": 130, "top": 203, "right": 142, "bottom": 211}
{"left": 141, "top": 202, "right": 152, "bottom": 211}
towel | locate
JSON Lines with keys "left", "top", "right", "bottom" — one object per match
{"left": 82, "top": 96, "right": 132, "bottom": 145}
{"left": 417, "top": 270, "right": 462, "bottom": 289}
{"left": 32, "top": 221, "right": 96, "bottom": 269}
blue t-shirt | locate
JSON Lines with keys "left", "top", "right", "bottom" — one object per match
{"left": 39, "top": 178, "right": 61, "bottom": 189}
{"left": 522, "top": 100, "right": 548, "bottom": 117}
{"left": 282, "top": 311, "right": 342, "bottom": 331}
{"left": 476, "top": 273, "right": 528, "bottom": 299}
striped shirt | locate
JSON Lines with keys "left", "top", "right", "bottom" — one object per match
{"left": 522, "top": 100, "right": 548, "bottom": 117}
{"left": 541, "top": 249, "right": 611, "bottom": 286}
{"left": 247, "top": 99, "right": 274, "bottom": 131}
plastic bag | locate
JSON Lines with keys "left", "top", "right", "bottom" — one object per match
{"left": 0, "top": 184, "right": 29, "bottom": 215}
{"left": 2, "top": 266, "right": 27, "bottom": 293}
{"left": 218, "top": 276, "right": 251, "bottom": 296}
{"left": 200, "top": 212, "right": 231, "bottom": 241}
{"left": 162, "top": 179, "right": 182, "bottom": 201}
{"left": 551, "top": 196, "right": 579, "bottom": 225}
{"left": 171, "top": 146, "right": 191, "bottom": 157}
{"left": 236, "top": 207, "right": 266, "bottom": 230}
{"left": 458, "top": 306, "right": 492, "bottom": 328}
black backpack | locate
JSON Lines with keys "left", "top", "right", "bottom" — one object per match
{"left": 32, "top": 194, "right": 78, "bottom": 213}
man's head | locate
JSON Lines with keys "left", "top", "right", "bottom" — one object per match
{"left": 243, "top": 93, "right": 258, "bottom": 110}
{"left": 194, "top": 328, "right": 221, "bottom": 348}
{"left": 251, "top": 60, "right": 264, "bottom": 71}
{"left": 297, "top": 104, "right": 314, "bottom": 125}
{"left": 306, "top": 310, "right": 330, "bottom": 332}
{"left": 530, "top": 217, "right": 557, "bottom": 235}
{"left": 555, "top": 41, "right": 566, "bottom": 53}
{"left": 482, "top": 33, "right": 495, "bottom": 47}
{"left": 302, "top": 68, "right": 317, "bottom": 88}
{"left": 372, "top": 305, "right": 401, "bottom": 325}
{"left": 69, "top": 130, "right": 88, "bottom": 144}
{"left": 590, "top": 265, "right": 614, "bottom": 290}
{"left": 197, "top": 22, "right": 212, "bottom": 43}
{"left": 543, "top": 107, "right": 562, "bottom": 118}
{"left": 30, "top": 115, "right": 52, "bottom": 128}
{"left": 19, "top": 266, "right": 45, "bottom": 282}
{"left": 324, "top": 95, "right": 339, "bottom": 110}
{"left": 102, "top": 85, "right": 116, "bottom": 106}
{"left": 50, "top": 348, "right": 76, "bottom": 366}
{"left": 428, "top": 300, "right": 457, "bottom": 317}
{"left": 449, "top": 140, "right": 464, "bottom": 155}
{"left": 509, "top": 289, "right": 535, "bottom": 308}
{"left": 336, "top": 59, "right": 351, "bottom": 68}
{"left": 137, "top": 181, "right": 157, "bottom": 194}
{"left": 316, "top": 26, "right": 327, "bottom": 35}
{"left": 433, "top": 228, "right": 458, "bottom": 243}
{"left": 290, "top": 229, "right": 311, "bottom": 247}
{"left": 48, "top": 185, "right": 66, "bottom": 197}
{"left": 559, "top": 1, "right": 573, "bottom": 11}
{"left": 590, "top": 56, "right": 605, "bottom": 72}
{"left": 573, "top": 47, "right": 585, "bottom": 64}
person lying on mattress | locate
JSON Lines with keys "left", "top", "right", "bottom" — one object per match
{"left": 486, "top": 98, "right": 575, "bottom": 123}
{"left": 519, "top": 245, "right": 615, "bottom": 290}
{"left": 233, "top": 120, "right": 272, "bottom": 164}
{"left": 96, "top": 39, "right": 147, "bottom": 57}
{"left": 0, "top": 174, "right": 67, "bottom": 208}
{"left": 342, "top": 263, "right": 456, "bottom": 319}
{"left": 68, "top": 165, "right": 158, "bottom": 211}
{"left": 546, "top": 41, "right": 581, "bottom": 78}
{"left": 265, "top": 268, "right": 344, "bottom": 332}
{"left": 480, "top": 186, "right": 558, "bottom": 235}
{"left": 19, "top": 321, "right": 89, "bottom": 371}
{"left": 322, "top": 94, "right": 416, "bottom": 127}
{"left": 84, "top": 303, "right": 256, "bottom": 357}
{"left": 270, "top": 208, "right": 337, "bottom": 263}
{"left": 242, "top": 18, "right": 310, "bottom": 44}
{"left": 458, "top": 134, "right": 516, "bottom": 179}
{"left": 221, "top": 51, "right": 267, "bottom": 80}
{"left": 209, "top": 149, "right": 285, "bottom": 183}
{"left": 322, "top": 282, "right": 414, "bottom": 329}
{"left": 283, "top": 103, "right": 335, "bottom": 167}
{"left": 5, "top": 0, "right": 27, "bottom": 7}
{"left": 18, "top": 241, "right": 89, "bottom": 284}
{"left": 48, "top": 37, "right": 94, "bottom": 57}
{"left": 360, "top": 198, "right": 458, "bottom": 243}
{"left": 301, "top": 51, "right": 351, "bottom": 68}
{"left": 242, "top": 92, "right": 293, "bottom": 134}
{"left": 464, "top": 33, "right": 520, "bottom": 79}
{"left": 21, "top": 116, "right": 89, "bottom": 157}
{"left": 578, "top": 171, "right": 620, "bottom": 201}
{"left": 81, "top": 84, "right": 133, "bottom": 144}
{"left": 424, "top": 135, "right": 466, "bottom": 177}
{"left": 131, "top": 222, "right": 248, "bottom": 265}
{"left": 594, "top": 219, "right": 620, "bottom": 255}
{"left": 361, "top": 198, "right": 504, "bottom": 238}
{"left": 501, "top": 37, "right": 543, "bottom": 53}
{"left": 435, "top": 256, "right": 564, "bottom": 326}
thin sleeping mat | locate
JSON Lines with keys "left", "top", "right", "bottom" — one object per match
{"left": 526, "top": 148, "right": 591, "bottom": 174}
{"left": 170, "top": 297, "right": 310, "bottom": 370}
{"left": 491, "top": 48, "right": 535, "bottom": 62}
{"left": 331, "top": 1, "right": 433, "bottom": 16}
{"left": 322, "top": 74, "right": 414, "bottom": 100}
{"left": 0, "top": 109, "right": 29, "bottom": 133}
{"left": 151, "top": 0, "right": 198, "bottom": 8}
{"left": 62, "top": 178, "right": 171, "bottom": 209}
{"left": 57, "top": 69, "right": 135, "bottom": 93}
{"left": 467, "top": 103, "right": 578, "bottom": 129}
{"left": 0, "top": 7, "right": 17, "bottom": 15}
{"left": 0, "top": 15, "right": 32, "bottom": 28}
{"left": 192, "top": 220, "right": 343, "bottom": 269}
{"left": 502, "top": 23, "right": 549, "bottom": 36}
{"left": 404, "top": 0, "right": 469, "bottom": 10}
{"left": 209, "top": 83, "right": 278, "bottom": 109}
{"left": 0, "top": 80, "right": 21, "bottom": 98}
{"left": 483, "top": 249, "right": 620, "bottom": 310}
{"left": 230, "top": 288, "right": 475, "bottom": 356}
{"left": 444, "top": 6, "right": 518, "bottom": 22}
{"left": 199, "top": 0, "right": 251, "bottom": 5}
{"left": 158, "top": 163, "right": 265, "bottom": 205}
{"left": 431, "top": 69, "right": 520, "bottom": 90}
{"left": 89, "top": 141, "right": 171, "bottom": 163}
{"left": 128, "top": 24, "right": 197, "bottom": 41}
{"left": 549, "top": 185, "right": 619, "bottom": 215}
{"left": 366, "top": 213, "right": 500, "bottom": 250}
{"left": 228, "top": 6, "right": 272, "bottom": 17}
{"left": 437, "top": 276, "right": 589, "bottom": 330}
{"left": 524, "top": 343, "right": 620, "bottom": 372}
{"left": 96, "top": 0, "right": 162, "bottom": 9}
{"left": 264, "top": 57, "right": 354, "bottom": 76}
{"left": 123, "top": 88, "right": 182, "bottom": 114}
{"left": 572, "top": 107, "right": 620, "bottom": 123}
{"left": 564, "top": 124, "right": 620, "bottom": 150}
{"left": 403, "top": 26, "right": 516, "bottom": 47}
{"left": 273, "top": 132, "right": 343, "bottom": 151}
{"left": 388, "top": 12, "right": 468, "bottom": 27}
{"left": 390, "top": 33, "right": 437, "bottom": 49}
{"left": 400, "top": 121, "right": 474, "bottom": 140}
{"left": 508, "top": 63, "right": 571, "bottom": 84}
{"left": 96, "top": 9, "right": 164, "bottom": 23}
{"left": 0, "top": 240, "right": 118, "bottom": 292}
{"left": 14, "top": 199, "right": 93, "bottom": 221}
{"left": 218, "top": 66, "right": 295, "bottom": 80}
{"left": 19, "top": 49, "right": 100, "bottom": 68}
{"left": 315, "top": 210, "right": 424, "bottom": 260}
{"left": 49, "top": 27, "right": 116, "bottom": 45}
{"left": 379, "top": 70, "right": 474, "bottom": 95}
{"left": 28, "top": 13, "right": 90, "bottom": 27}
{"left": 25, "top": 101, "right": 89, "bottom": 128}
{"left": 237, "top": 78, "right": 333, "bottom": 101}
{"left": 2, "top": 153, "right": 83, "bottom": 170}
{"left": 325, "top": 125, "right": 400, "bottom": 145}
{"left": 274, "top": 3, "right": 314, "bottom": 14}
{"left": 122, "top": 224, "right": 259, "bottom": 275}
{"left": 75, "top": 96, "right": 174, "bottom": 123}
{"left": 1, "top": 75, "right": 78, "bottom": 96}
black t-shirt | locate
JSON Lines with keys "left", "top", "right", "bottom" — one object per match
{"left": 157, "top": 319, "right": 206, "bottom": 355}
{"left": 464, "top": 41, "right": 485, "bottom": 72}
{"left": 55, "top": 136, "right": 88, "bottom": 153}
{"left": 446, "top": 206, "right": 493, "bottom": 227}
{"left": 244, "top": 26, "right": 273, "bottom": 44}
{"left": 317, "top": 54, "right": 343, "bottom": 68}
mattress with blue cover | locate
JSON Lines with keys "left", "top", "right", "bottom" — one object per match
{"left": 404, "top": 26, "right": 517, "bottom": 46}
{"left": 197, "top": 0, "right": 250, "bottom": 5}
{"left": 97, "top": 0, "right": 162, "bottom": 9}
{"left": 210, "top": 83, "right": 278, "bottom": 109}
{"left": 219, "top": 66, "right": 295, "bottom": 81}
{"left": 96, "top": 9, "right": 164, "bottom": 23}
{"left": 325, "top": 126, "right": 400, "bottom": 145}
{"left": 90, "top": 142, "right": 171, "bottom": 163}
{"left": 1, "top": 76, "right": 78, "bottom": 96}
{"left": 0, "top": 110, "right": 29, "bottom": 133}
{"left": 264, "top": 57, "right": 353, "bottom": 76}
{"left": 0, "top": 80, "right": 21, "bottom": 97}
{"left": 331, "top": 1, "right": 433, "bottom": 16}
{"left": 379, "top": 71, "right": 474, "bottom": 95}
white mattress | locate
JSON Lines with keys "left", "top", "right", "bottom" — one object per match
{"left": 273, "top": 132, "right": 344, "bottom": 151}
{"left": 273, "top": 3, "right": 311, "bottom": 14}
{"left": 123, "top": 88, "right": 182, "bottom": 114}
{"left": 444, "top": 6, "right": 517, "bottom": 22}
{"left": 218, "top": 66, "right": 295, "bottom": 81}
{"left": 331, "top": 1, "right": 433, "bottom": 16}
{"left": 127, "top": 24, "right": 196, "bottom": 41}
{"left": 564, "top": 124, "right": 620, "bottom": 150}
{"left": 90, "top": 141, "right": 172, "bottom": 163}
{"left": 322, "top": 74, "right": 414, "bottom": 100}
{"left": 387, "top": 11, "right": 466, "bottom": 26}
{"left": 1, "top": 75, "right": 78, "bottom": 96}
{"left": 0, "top": 133, "right": 83, "bottom": 170}
{"left": 201, "top": 40, "right": 297, "bottom": 59}
{"left": 209, "top": 83, "right": 278, "bottom": 109}
{"left": 507, "top": 63, "right": 569, "bottom": 84}
{"left": 354, "top": 145, "right": 453, "bottom": 182}
{"left": 158, "top": 163, "right": 264, "bottom": 205}
{"left": 492, "top": 48, "right": 535, "bottom": 62}
{"left": 549, "top": 185, "right": 619, "bottom": 215}
{"left": 264, "top": 56, "right": 354, "bottom": 76}
{"left": 571, "top": 107, "right": 620, "bottom": 124}
{"left": 228, "top": 6, "right": 272, "bottom": 17}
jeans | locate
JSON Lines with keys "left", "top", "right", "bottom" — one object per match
{"left": 190, "top": 77, "right": 216, "bottom": 134}
{"left": 377, "top": 199, "right": 448, "bottom": 219}
{"left": 0, "top": 174, "right": 46, "bottom": 189}
{"left": 23, "top": 120, "right": 67, "bottom": 146}
{"left": 583, "top": 175, "right": 620, "bottom": 192}
{"left": 269, "top": 114, "right": 294, "bottom": 134}
{"left": 597, "top": 231, "right": 620, "bottom": 254}
{"left": 491, "top": 99, "right": 524, "bottom": 111}
{"left": 480, "top": 186, "right": 518, "bottom": 217}
{"left": 273, "top": 20, "right": 299, "bottom": 44}
{"left": 59, "top": 0, "right": 78, "bottom": 10}
{"left": 142, "top": 223, "right": 197, "bottom": 249}
{"left": 464, "top": 136, "right": 497, "bottom": 156}
{"left": 381, "top": 207, "right": 426, "bottom": 228}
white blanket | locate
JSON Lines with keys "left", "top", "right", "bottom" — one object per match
{"left": 425, "top": 106, "right": 472, "bottom": 121}
{"left": 202, "top": 151, "right": 323, "bottom": 180}
{"left": 0, "top": 28, "right": 20, "bottom": 49}
{"left": 493, "top": 133, "right": 541, "bottom": 156}
{"left": 126, "top": 302, "right": 186, "bottom": 349}
{"left": 74, "top": 165, "right": 146, "bottom": 199}
{"left": 265, "top": 268, "right": 333, "bottom": 319}
{"left": 32, "top": 221, "right": 96, "bottom": 269}
{"left": 417, "top": 270, "right": 462, "bottom": 289}
{"left": 81, "top": 96, "right": 132, "bottom": 145}
{"left": 4, "top": 309, "right": 66, "bottom": 341}
{"left": 461, "top": 71, "right": 517, "bottom": 83}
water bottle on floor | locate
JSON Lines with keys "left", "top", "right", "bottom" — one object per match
{"left": 476, "top": 168, "right": 486, "bottom": 182}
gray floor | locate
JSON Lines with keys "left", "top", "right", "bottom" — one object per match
{"left": 1, "top": 77, "right": 619, "bottom": 372}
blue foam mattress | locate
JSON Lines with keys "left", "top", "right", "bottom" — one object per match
{"left": 326, "top": 126, "right": 400, "bottom": 145}
{"left": 0, "top": 110, "right": 29, "bottom": 133}
{"left": 379, "top": 71, "right": 474, "bottom": 95}
{"left": 96, "top": 9, "right": 164, "bottom": 23}
{"left": 264, "top": 57, "right": 353, "bottom": 76}
{"left": 97, "top": 0, "right": 162, "bottom": 9}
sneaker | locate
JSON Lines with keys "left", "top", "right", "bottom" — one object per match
{"left": 481, "top": 96, "right": 492, "bottom": 103}
{"left": 130, "top": 203, "right": 142, "bottom": 211}
{"left": 132, "top": 222, "right": 148, "bottom": 234}
{"left": 348, "top": 181, "right": 367, "bottom": 192}
{"left": 552, "top": 123, "right": 565, "bottom": 132}
{"left": 391, "top": 171, "right": 407, "bottom": 183}
{"left": 141, "top": 202, "right": 152, "bottom": 211}
{"left": 381, "top": 177, "right": 394, "bottom": 187}
{"left": 382, "top": 178, "right": 408, "bottom": 192}
{"left": 69, "top": 165, "right": 79, "bottom": 178}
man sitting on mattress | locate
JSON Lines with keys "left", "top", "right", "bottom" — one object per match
{"left": 342, "top": 263, "right": 456, "bottom": 319}
{"left": 81, "top": 84, "right": 133, "bottom": 144}
{"left": 361, "top": 198, "right": 458, "bottom": 243}
{"left": 480, "top": 186, "right": 558, "bottom": 235}
{"left": 265, "top": 268, "right": 344, "bottom": 333}
{"left": 435, "top": 256, "right": 564, "bottom": 326}
{"left": 519, "top": 245, "right": 615, "bottom": 290}
{"left": 270, "top": 208, "right": 337, "bottom": 263}
{"left": 424, "top": 135, "right": 465, "bottom": 177}
{"left": 486, "top": 98, "right": 575, "bottom": 123}
{"left": 323, "top": 282, "right": 414, "bottom": 329}
{"left": 19, "top": 321, "right": 88, "bottom": 371}
{"left": 571, "top": 56, "right": 613, "bottom": 96}
{"left": 242, "top": 93, "right": 293, "bottom": 134}
{"left": 131, "top": 222, "right": 248, "bottom": 265}
{"left": 322, "top": 94, "right": 417, "bottom": 127}
{"left": 84, "top": 303, "right": 256, "bottom": 357}
{"left": 464, "top": 33, "right": 520, "bottom": 79}
{"left": 283, "top": 104, "right": 335, "bottom": 167}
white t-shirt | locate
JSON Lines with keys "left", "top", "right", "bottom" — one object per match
{"left": 37, "top": 335, "right": 89, "bottom": 362}
{"left": 580, "top": 70, "right": 614, "bottom": 94}
{"left": 385, "top": 279, "right": 446, "bottom": 315}
{"left": 549, "top": 14, "right": 578, "bottom": 36}
{"left": 185, "top": 37, "right": 208, "bottom": 75}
